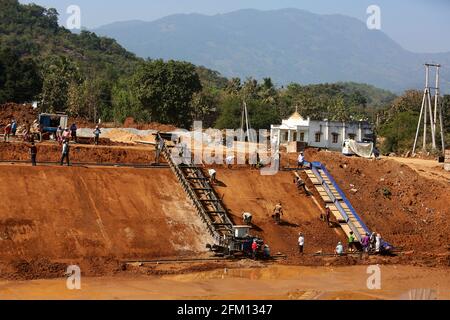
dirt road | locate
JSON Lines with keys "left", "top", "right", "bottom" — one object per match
{"left": 388, "top": 156, "right": 450, "bottom": 183}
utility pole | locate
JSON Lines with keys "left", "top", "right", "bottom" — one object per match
{"left": 240, "top": 101, "right": 253, "bottom": 143}
{"left": 412, "top": 63, "right": 445, "bottom": 155}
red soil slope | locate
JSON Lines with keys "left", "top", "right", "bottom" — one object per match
{"left": 214, "top": 169, "right": 344, "bottom": 256}
{"left": 291, "top": 149, "right": 450, "bottom": 259}
{"left": 0, "top": 166, "right": 210, "bottom": 275}
{"left": 0, "top": 142, "right": 155, "bottom": 164}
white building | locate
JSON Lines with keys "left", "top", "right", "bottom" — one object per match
{"left": 270, "top": 110, "right": 373, "bottom": 151}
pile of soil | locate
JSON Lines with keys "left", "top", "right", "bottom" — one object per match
{"left": 0, "top": 103, "right": 37, "bottom": 127}
{"left": 101, "top": 128, "right": 155, "bottom": 144}
{"left": 0, "top": 103, "right": 177, "bottom": 133}
{"left": 123, "top": 117, "right": 177, "bottom": 132}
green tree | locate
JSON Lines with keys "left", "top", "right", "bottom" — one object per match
{"left": 214, "top": 95, "right": 243, "bottom": 129}
{"left": 379, "top": 111, "right": 418, "bottom": 154}
{"left": 40, "top": 55, "right": 82, "bottom": 113}
{"left": 132, "top": 59, "right": 202, "bottom": 128}
{"left": 0, "top": 48, "right": 42, "bottom": 103}
{"left": 225, "top": 78, "right": 242, "bottom": 95}
{"left": 191, "top": 89, "right": 220, "bottom": 128}
{"left": 259, "top": 77, "right": 278, "bottom": 104}
{"left": 111, "top": 77, "right": 148, "bottom": 124}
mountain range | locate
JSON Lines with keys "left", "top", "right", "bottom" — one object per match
{"left": 94, "top": 8, "right": 450, "bottom": 93}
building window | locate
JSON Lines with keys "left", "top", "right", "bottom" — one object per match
{"left": 348, "top": 133, "right": 356, "bottom": 140}
{"left": 315, "top": 133, "right": 321, "bottom": 143}
{"left": 300, "top": 132, "right": 305, "bottom": 142}
{"left": 293, "top": 132, "right": 298, "bottom": 141}
{"left": 284, "top": 132, "right": 289, "bottom": 142}
{"left": 332, "top": 133, "right": 339, "bottom": 144}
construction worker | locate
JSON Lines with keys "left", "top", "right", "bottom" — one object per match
{"left": 295, "top": 176, "right": 309, "bottom": 195}
{"left": 11, "top": 119, "right": 17, "bottom": 137}
{"left": 3, "top": 122, "right": 11, "bottom": 142}
{"left": 70, "top": 123, "right": 78, "bottom": 143}
{"left": 242, "top": 212, "right": 253, "bottom": 225}
{"left": 60, "top": 139, "right": 70, "bottom": 166}
{"left": 375, "top": 233, "right": 382, "bottom": 253}
{"left": 63, "top": 128, "right": 71, "bottom": 141}
{"left": 28, "top": 141, "right": 37, "bottom": 166}
{"left": 250, "top": 150, "right": 263, "bottom": 169}
{"left": 272, "top": 202, "right": 283, "bottom": 224}
{"left": 298, "top": 233, "right": 305, "bottom": 254}
{"left": 23, "top": 120, "right": 31, "bottom": 142}
{"left": 369, "top": 232, "right": 377, "bottom": 252}
{"left": 362, "top": 233, "right": 370, "bottom": 252}
{"left": 93, "top": 126, "right": 101, "bottom": 145}
{"left": 56, "top": 126, "right": 63, "bottom": 144}
{"left": 208, "top": 168, "right": 217, "bottom": 184}
{"left": 348, "top": 231, "right": 356, "bottom": 252}
{"left": 297, "top": 152, "right": 305, "bottom": 169}
{"left": 335, "top": 242, "right": 344, "bottom": 256}
{"left": 251, "top": 240, "right": 258, "bottom": 260}
{"left": 225, "top": 155, "right": 234, "bottom": 169}
{"left": 325, "top": 205, "right": 332, "bottom": 226}
{"left": 263, "top": 244, "right": 271, "bottom": 259}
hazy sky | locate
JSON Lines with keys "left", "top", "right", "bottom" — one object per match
{"left": 20, "top": 0, "right": 450, "bottom": 53}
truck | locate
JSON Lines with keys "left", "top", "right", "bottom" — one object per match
{"left": 38, "top": 113, "right": 68, "bottom": 139}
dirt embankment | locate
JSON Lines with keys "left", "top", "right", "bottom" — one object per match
{"left": 214, "top": 169, "right": 344, "bottom": 256}
{"left": 0, "top": 166, "right": 211, "bottom": 280}
{"left": 290, "top": 149, "right": 450, "bottom": 262}
{"left": 0, "top": 103, "right": 177, "bottom": 132}
{"left": 0, "top": 142, "right": 156, "bottom": 164}
{"left": 0, "top": 103, "right": 37, "bottom": 127}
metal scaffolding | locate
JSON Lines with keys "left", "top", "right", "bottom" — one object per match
{"left": 412, "top": 63, "right": 446, "bottom": 155}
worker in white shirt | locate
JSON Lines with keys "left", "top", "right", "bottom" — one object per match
{"left": 297, "top": 152, "right": 305, "bottom": 169}
{"left": 298, "top": 232, "right": 305, "bottom": 254}
{"left": 335, "top": 242, "right": 344, "bottom": 256}
{"left": 375, "top": 233, "right": 382, "bottom": 253}
{"left": 208, "top": 168, "right": 217, "bottom": 184}
{"left": 242, "top": 212, "right": 253, "bottom": 225}
{"left": 225, "top": 155, "right": 235, "bottom": 169}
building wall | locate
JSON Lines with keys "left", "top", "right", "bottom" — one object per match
{"left": 272, "top": 121, "right": 373, "bottom": 151}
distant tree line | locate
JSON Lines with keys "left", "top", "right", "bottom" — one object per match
{"left": 7, "top": 0, "right": 448, "bottom": 155}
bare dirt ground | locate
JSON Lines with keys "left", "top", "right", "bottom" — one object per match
{"left": 0, "top": 142, "right": 156, "bottom": 164}
{"left": 287, "top": 149, "right": 450, "bottom": 266}
{"left": 214, "top": 168, "right": 344, "bottom": 257}
{"left": 0, "top": 165, "right": 211, "bottom": 280}
{"left": 0, "top": 144, "right": 449, "bottom": 283}
{"left": 1, "top": 265, "right": 449, "bottom": 300}
{"left": 388, "top": 156, "right": 450, "bottom": 183}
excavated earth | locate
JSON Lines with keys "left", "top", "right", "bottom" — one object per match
{"left": 288, "top": 149, "right": 450, "bottom": 266}
{"left": 1, "top": 99, "right": 450, "bottom": 281}
{"left": 0, "top": 165, "right": 211, "bottom": 280}
{"left": 0, "top": 142, "right": 155, "bottom": 164}
{"left": 0, "top": 140, "right": 449, "bottom": 280}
